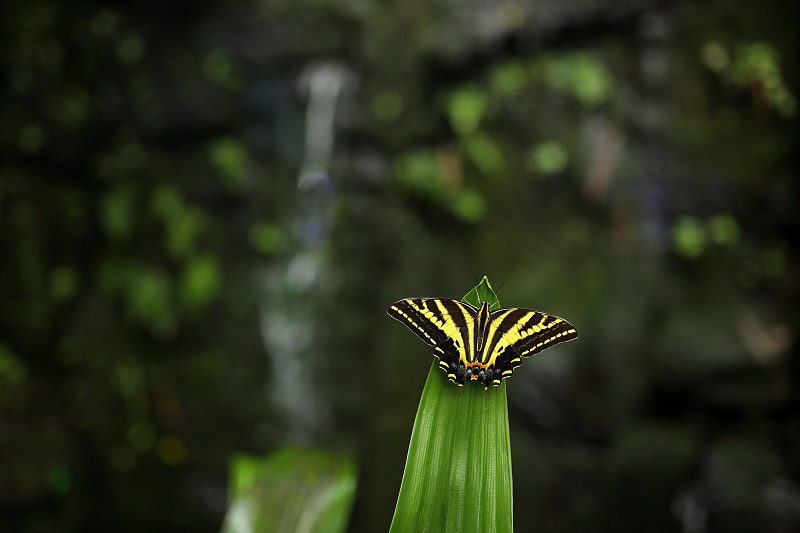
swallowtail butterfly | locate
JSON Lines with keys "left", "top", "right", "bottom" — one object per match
{"left": 388, "top": 295, "right": 577, "bottom": 388}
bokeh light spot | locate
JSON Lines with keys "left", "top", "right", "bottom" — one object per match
{"left": 0, "top": 344, "right": 28, "bottom": 387}
{"left": 672, "top": 216, "right": 706, "bottom": 258}
{"left": 203, "top": 49, "right": 243, "bottom": 90}
{"left": 128, "top": 420, "right": 156, "bottom": 452}
{"left": 733, "top": 42, "right": 796, "bottom": 117}
{"left": 527, "top": 141, "right": 568, "bottom": 175}
{"left": 117, "top": 34, "right": 145, "bottom": 66}
{"left": 452, "top": 189, "right": 487, "bottom": 223}
{"left": 19, "top": 124, "right": 45, "bottom": 153}
{"left": 100, "top": 186, "right": 137, "bottom": 242}
{"left": 373, "top": 91, "right": 404, "bottom": 123}
{"left": 112, "top": 363, "right": 144, "bottom": 397}
{"left": 489, "top": 61, "right": 528, "bottom": 96}
{"left": 763, "top": 249, "right": 787, "bottom": 280}
{"left": 249, "top": 222, "right": 289, "bottom": 255}
{"left": 157, "top": 436, "right": 187, "bottom": 467}
{"left": 446, "top": 87, "right": 487, "bottom": 136}
{"left": 709, "top": 214, "right": 740, "bottom": 246}
{"left": 208, "top": 137, "right": 249, "bottom": 193}
{"left": 180, "top": 255, "right": 222, "bottom": 313}
{"left": 543, "top": 53, "right": 614, "bottom": 107}
{"left": 702, "top": 42, "right": 729, "bottom": 72}
{"left": 462, "top": 132, "right": 505, "bottom": 176}
{"left": 90, "top": 9, "right": 118, "bottom": 37}
{"left": 50, "top": 266, "right": 78, "bottom": 302}
{"left": 47, "top": 466, "right": 72, "bottom": 494}
{"left": 126, "top": 268, "right": 176, "bottom": 338}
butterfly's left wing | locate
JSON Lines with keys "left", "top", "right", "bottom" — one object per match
{"left": 387, "top": 298, "right": 477, "bottom": 382}
{"left": 481, "top": 308, "right": 578, "bottom": 386}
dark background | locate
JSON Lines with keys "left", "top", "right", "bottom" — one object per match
{"left": 1, "top": 0, "right": 798, "bottom": 532}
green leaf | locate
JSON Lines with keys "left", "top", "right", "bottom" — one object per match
{"left": 452, "top": 188, "right": 487, "bottom": 223}
{"left": 180, "top": 255, "right": 221, "bottom": 315}
{"left": 489, "top": 61, "right": 528, "bottom": 97}
{"left": 249, "top": 222, "right": 289, "bottom": 255}
{"left": 462, "top": 276, "right": 501, "bottom": 310}
{"left": 461, "top": 132, "right": 505, "bottom": 177}
{"left": 390, "top": 276, "right": 513, "bottom": 533}
{"left": 527, "top": 141, "right": 569, "bottom": 175}
{"left": 209, "top": 137, "right": 249, "bottom": 193}
{"left": 125, "top": 267, "right": 176, "bottom": 338}
{"left": 100, "top": 185, "right": 137, "bottom": 243}
{"left": 203, "top": 49, "right": 245, "bottom": 91}
{"left": 373, "top": 91, "right": 405, "bottom": 123}
{"left": 446, "top": 86, "right": 488, "bottom": 136}
{"left": 221, "top": 447, "right": 357, "bottom": 533}
{"left": 50, "top": 266, "right": 78, "bottom": 302}
{"left": 672, "top": 215, "right": 706, "bottom": 258}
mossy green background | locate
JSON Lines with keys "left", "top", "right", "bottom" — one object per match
{"left": 1, "top": 0, "right": 797, "bottom": 532}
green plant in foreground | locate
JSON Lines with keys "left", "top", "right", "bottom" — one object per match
{"left": 220, "top": 447, "right": 357, "bottom": 533}
{"left": 389, "top": 277, "right": 513, "bottom": 533}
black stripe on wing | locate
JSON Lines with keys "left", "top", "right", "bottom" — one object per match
{"left": 507, "top": 310, "right": 578, "bottom": 358}
{"left": 388, "top": 298, "right": 478, "bottom": 383}
{"left": 386, "top": 298, "right": 475, "bottom": 346}
{"left": 479, "top": 308, "right": 578, "bottom": 384}
{"left": 387, "top": 298, "right": 446, "bottom": 346}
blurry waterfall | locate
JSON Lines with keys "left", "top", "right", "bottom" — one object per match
{"left": 258, "top": 62, "right": 353, "bottom": 443}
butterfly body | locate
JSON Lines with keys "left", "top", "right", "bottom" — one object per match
{"left": 388, "top": 297, "right": 578, "bottom": 388}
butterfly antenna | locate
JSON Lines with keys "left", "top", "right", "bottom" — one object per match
{"left": 496, "top": 280, "right": 507, "bottom": 296}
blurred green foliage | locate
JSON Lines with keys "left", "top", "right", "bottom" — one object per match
{"left": 539, "top": 52, "right": 615, "bottom": 107}
{"left": 0, "top": 0, "right": 797, "bottom": 532}
{"left": 732, "top": 42, "right": 796, "bottom": 117}
{"left": 528, "top": 141, "right": 569, "bottom": 175}
{"left": 209, "top": 137, "right": 250, "bottom": 194}
{"left": 221, "top": 448, "right": 357, "bottom": 533}
{"left": 446, "top": 86, "right": 488, "bottom": 135}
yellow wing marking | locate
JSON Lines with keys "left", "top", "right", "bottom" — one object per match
{"left": 518, "top": 328, "right": 577, "bottom": 355}
{"left": 390, "top": 305, "right": 436, "bottom": 343}
{"left": 391, "top": 298, "right": 477, "bottom": 367}
{"left": 483, "top": 310, "right": 575, "bottom": 374}
{"left": 482, "top": 310, "right": 546, "bottom": 367}
{"left": 480, "top": 309, "right": 515, "bottom": 366}
{"left": 400, "top": 298, "right": 470, "bottom": 339}
{"left": 434, "top": 300, "right": 472, "bottom": 337}
{"left": 433, "top": 299, "right": 474, "bottom": 365}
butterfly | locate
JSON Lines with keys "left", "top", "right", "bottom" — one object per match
{"left": 387, "top": 296, "right": 577, "bottom": 388}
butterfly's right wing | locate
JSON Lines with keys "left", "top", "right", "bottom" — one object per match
{"left": 481, "top": 308, "right": 578, "bottom": 386}
{"left": 387, "top": 298, "right": 477, "bottom": 382}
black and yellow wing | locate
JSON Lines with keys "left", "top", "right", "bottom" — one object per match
{"left": 388, "top": 297, "right": 578, "bottom": 388}
{"left": 387, "top": 298, "right": 478, "bottom": 383}
{"left": 480, "top": 308, "right": 578, "bottom": 386}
